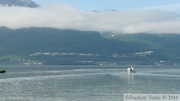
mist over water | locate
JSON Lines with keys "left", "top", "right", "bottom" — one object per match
{"left": 0, "top": 66, "right": 180, "bottom": 101}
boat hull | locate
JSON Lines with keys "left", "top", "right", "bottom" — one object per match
{"left": 0, "top": 70, "right": 6, "bottom": 73}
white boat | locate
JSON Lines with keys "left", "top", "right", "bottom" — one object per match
{"left": 124, "top": 65, "right": 136, "bottom": 73}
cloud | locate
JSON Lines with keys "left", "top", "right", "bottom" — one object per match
{"left": 1, "top": 4, "right": 180, "bottom": 34}
{"left": 30, "top": 52, "right": 99, "bottom": 57}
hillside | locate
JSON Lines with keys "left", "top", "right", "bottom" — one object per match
{"left": 101, "top": 33, "right": 180, "bottom": 65}
{"left": 0, "top": 27, "right": 120, "bottom": 65}
{"left": 0, "top": 27, "right": 180, "bottom": 65}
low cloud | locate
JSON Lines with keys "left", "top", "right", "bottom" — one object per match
{"left": 1, "top": 4, "right": 180, "bottom": 34}
{"left": 30, "top": 52, "right": 99, "bottom": 57}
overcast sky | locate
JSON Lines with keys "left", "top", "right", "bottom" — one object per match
{"left": 1, "top": 0, "right": 180, "bottom": 34}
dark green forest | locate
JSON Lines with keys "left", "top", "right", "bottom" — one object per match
{"left": 0, "top": 27, "right": 180, "bottom": 65}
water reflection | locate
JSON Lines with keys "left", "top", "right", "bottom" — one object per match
{"left": 126, "top": 73, "right": 135, "bottom": 93}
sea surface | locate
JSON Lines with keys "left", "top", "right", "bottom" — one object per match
{"left": 0, "top": 65, "right": 180, "bottom": 101}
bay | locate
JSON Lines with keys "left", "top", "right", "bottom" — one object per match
{"left": 0, "top": 65, "right": 180, "bottom": 101}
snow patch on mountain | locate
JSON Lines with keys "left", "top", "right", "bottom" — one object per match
{"left": 0, "top": 0, "right": 39, "bottom": 8}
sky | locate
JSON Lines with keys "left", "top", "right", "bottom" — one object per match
{"left": 1, "top": 0, "right": 180, "bottom": 34}
{"left": 35, "top": 0, "right": 180, "bottom": 11}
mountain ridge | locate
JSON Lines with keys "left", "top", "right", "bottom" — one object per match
{"left": 0, "top": 27, "right": 180, "bottom": 65}
{"left": 0, "top": 0, "right": 39, "bottom": 8}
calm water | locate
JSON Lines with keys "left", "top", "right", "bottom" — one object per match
{"left": 0, "top": 65, "right": 180, "bottom": 101}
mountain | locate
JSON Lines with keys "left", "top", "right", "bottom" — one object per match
{"left": 0, "top": 27, "right": 121, "bottom": 65}
{"left": 0, "top": 0, "right": 39, "bottom": 8}
{"left": 102, "top": 32, "right": 180, "bottom": 65}
{"left": 0, "top": 27, "right": 180, "bottom": 65}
